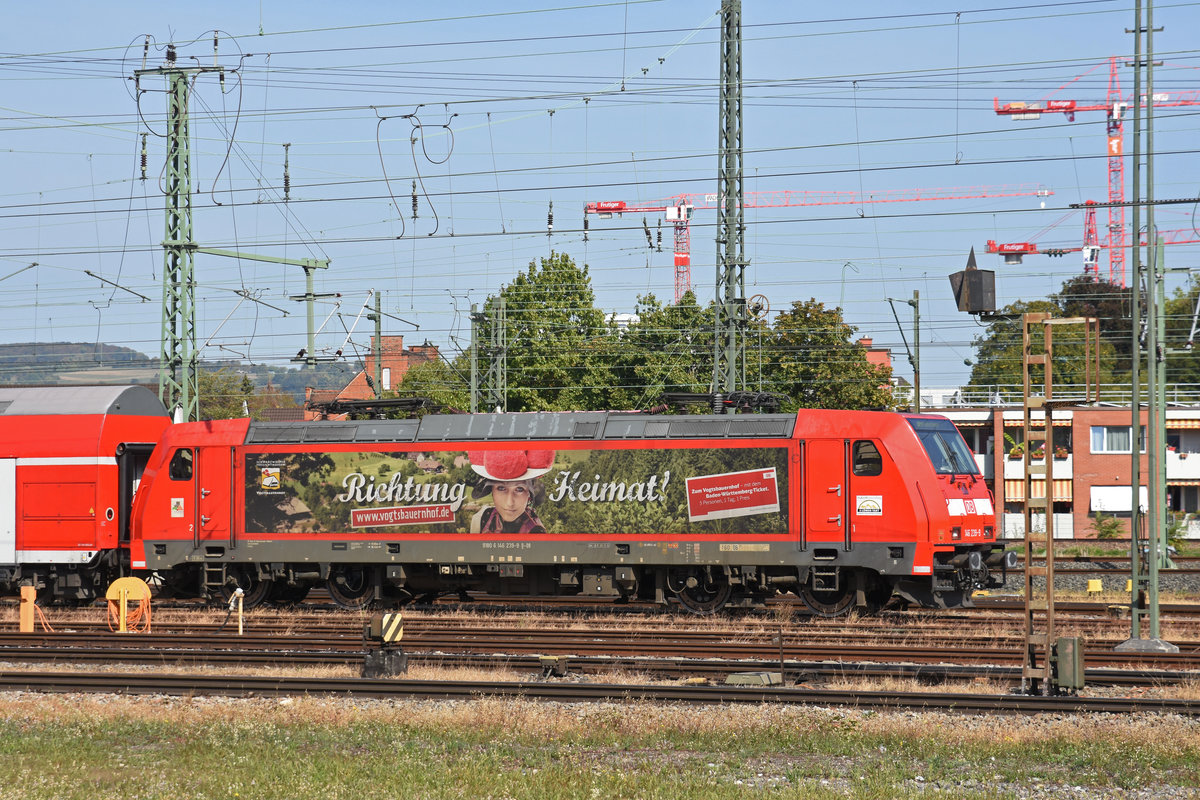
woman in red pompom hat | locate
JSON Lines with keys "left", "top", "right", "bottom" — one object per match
{"left": 469, "top": 449, "right": 555, "bottom": 533}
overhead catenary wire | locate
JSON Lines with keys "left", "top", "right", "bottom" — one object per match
{"left": 2, "top": 3, "right": 1196, "bottom": 393}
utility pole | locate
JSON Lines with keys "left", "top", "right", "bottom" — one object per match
{"left": 887, "top": 291, "right": 920, "bottom": 413}
{"left": 713, "top": 0, "right": 747, "bottom": 398}
{"left": 369, "top": 292, "right": 383, "bottom": 399}
{"left": 1118, "top": 0, "right": 1176, "bottom": 654}
{"left": 192, "top": 248, "right": 333, "bottom": 370}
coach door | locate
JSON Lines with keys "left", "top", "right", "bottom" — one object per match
{"left": 0, "top": 459, "right": 13, "bottom": 564}
{"left": 196, "top": 446, "right": 234, "bottom": 549}
{"left": 804, "top": 439, "right": 850, "bottom": 550}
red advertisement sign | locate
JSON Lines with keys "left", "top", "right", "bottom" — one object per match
{"left": 350, "top": 504, "right": 457, "bottom": 528}
{"left": 685, "top": 468, "right": 780, "bottom": 523}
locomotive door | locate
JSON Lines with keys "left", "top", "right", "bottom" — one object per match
{"left": 196, "top": 447, "right": 234, "bottom": 548}
{"left": 804, "top": 439, "right": 849, "bottom": 548}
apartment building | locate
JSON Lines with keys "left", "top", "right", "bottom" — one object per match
{"left": 932, "top": 391, "right": 1200, "bottom": 539}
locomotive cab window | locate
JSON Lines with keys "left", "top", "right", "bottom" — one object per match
{"left": 907, "top": 418, "right": 979, "bottom": 476}
{"left": 168, "top": 448, "right": 193, "bottom": 481}
{"left": 853, "top": 441, "right": 883, "bottom": 476}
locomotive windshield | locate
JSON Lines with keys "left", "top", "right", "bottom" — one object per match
{"left": 907, "top": 417, "right": 979, "bottom": 476}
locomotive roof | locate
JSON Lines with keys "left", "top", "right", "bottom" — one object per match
{"left": 0, "top": 385, "right": 168, "bottom": 418}
{"left": 246, "top": 411, "right": 799, "bottom": 445}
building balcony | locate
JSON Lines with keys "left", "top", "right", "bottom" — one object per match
{"left": 1004, "top": 454, "right": 1071, "bottom": 480}
{"left": 1166, "top": 449, "right": 1200, "bottom": 481}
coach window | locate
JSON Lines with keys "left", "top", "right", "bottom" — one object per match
{"left": 168, "top": 448, "right": 193, "bottom": 481}
{"left": 853, "top": 441, "right": 883, "bottom": 476}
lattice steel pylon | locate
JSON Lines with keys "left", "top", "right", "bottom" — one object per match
{"left": 713, "top": 0, "right": 746, "bottom": 396}
{"left": 136, "top": 47, "right": 223, "bottom": 421}
{"left": 470, "top": 297, "right": 506, "bottom": 413}
{"left": 160, "top": 67, "right": 197, "bottom": 420}
{"left": 1020, "top": 312, "right": 1099, "bottom": 695}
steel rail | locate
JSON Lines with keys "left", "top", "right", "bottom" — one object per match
{"left": 3, "top": 631, "right": 1199, "bottom": 668}
{"left": 0, "top": 670, "right": 1196, "bottom": 716}
{"left": 0, "top": 644, "right": 1190, "bottom": 688}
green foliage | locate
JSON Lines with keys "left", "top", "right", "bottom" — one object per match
{"left": 1054, "top": 276, "right": 1132, "bottom": 376}
{"left": 393, "top": 357, "right": 471, "bottom": 412}
{"left": 1089, "top": 512, "right": 1125, "bottom": 540}
{"left": 1165, "top": 275, "right": 1200, "bottom": 384}
{"left": 1167, "top": 513, "right": 1190, "bottom": 552}
{"left": 483, "top": 251, "right": 613, "bottom": 412}
{"left": 197, "top": 368, "right": 257, "bottom": 420}
{"left": 195, "top": 367, "right": 302, "bottom": 420}
{"left": 609, "top": 291, "right": 715, "bottom": 408}
{"left": 0, "top": 342, "right": 154, "bottom": 384}
{"left": 966, "top": 298, "right": 1117, "bottom": 391}
{"left": 761, "top": 299, "right": 895, "bottom": 411}
{"left": 402, "top": 256, "right": 900, "bottom": 414}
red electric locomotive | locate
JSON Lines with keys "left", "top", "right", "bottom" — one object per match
{"left": 126, "top": 404, "right": 1009, "bottom": 615}
{"left": 0, "top": 386, "right": 171, "bottom": 602}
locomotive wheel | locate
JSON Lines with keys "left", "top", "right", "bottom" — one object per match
{"left": 326, "top": 566, "right": 376, "bottom": 609}
{"left": 674, "top": 580, "right": 733, "bottom": 615}
{"left": 268, "top": 583, "right": 311, "bottom": 607}
{"left": 218, "top": 569, "right": 272, "bottom": 610}
{"left": 798, "top": 574, "right": 856, "bottom": 618}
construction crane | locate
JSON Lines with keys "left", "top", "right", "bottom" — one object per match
{"left": 987, "top": 199, "right": 1200, "bottom": 278}
{"left": 585, "top": 184, "right": 1053, "bottom": 302}
{"left": 994, "top": 56, "right": 1200, "bottom": 287}
{"left": 988, "top": 201, "right": 1103, "bottom": 275}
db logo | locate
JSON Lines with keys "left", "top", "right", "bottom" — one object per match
{"left": 964, "top": 499, "right": 976, "bottom": 515}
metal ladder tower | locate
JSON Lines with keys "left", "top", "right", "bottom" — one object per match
{"left": 713, "top": 0, "right": 747, "bottom": 396}
{"left": 1020, "top": 312, "right": 1099, "bottom": 694}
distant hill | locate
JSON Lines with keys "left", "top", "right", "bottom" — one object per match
{"left": 0, "top": 342, "right": 359, "bottom": 401}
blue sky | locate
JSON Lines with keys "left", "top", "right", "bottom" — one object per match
{"left": 2, "top": 1, "right": 1198, "bottom": 392}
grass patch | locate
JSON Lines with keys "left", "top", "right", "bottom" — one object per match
{"left": 0, "top": 694, "right": 1195, "bottom": 799}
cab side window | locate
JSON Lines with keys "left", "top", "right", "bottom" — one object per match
{"left": 853, "top": 440, "right": 883, "bottom": 476}
{"left": 168, "top": 448, "right": 193, "bottom": 481}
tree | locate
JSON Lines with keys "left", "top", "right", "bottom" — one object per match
{"left": 197, "top": 368, "right": 257, "bottom": 419}
{"left": 966, "top": 296, "right": 1118, "bottom": 393}
{"left": 477, "top": 251, "right": 615, "bottom": 412}
{"left": 609, "top": 291, "right": 715, "bottom": 409}
{"left": 761, "top": 299, "right": 894, "bottom": 410}
{"left": 1054, "top": 275, "right": 1132, "bottom": 377}
{"left": 1165, "top": 275, "right": 1200, "bottom": 384}
{"left": 393, "top": 356, "right": 471, "bottom": 412}
{"left": 247, "top": 380, "right": 301, "bottom": 420}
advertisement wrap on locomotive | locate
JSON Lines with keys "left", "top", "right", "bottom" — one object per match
{"left": 0, "top": 385, "right": 1012, "bottom": 616}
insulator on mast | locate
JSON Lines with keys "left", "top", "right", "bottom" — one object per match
{"left": 411, "top": 180, "right": 418, "bottom": 221}
{"left": 282, "top": 143, "right": 291, "bottom": 202}
{"left": 656, "top": 219, "right": 663, "bottom": 252}
{"left": 139, "top": 133, "right": 148, "bottom": 181}
{"left": 547, "top": 200, "right": 554, "bottom": 235}
{"left": 642, "top": 217, "right": 653, "bottom": 249}
{"left": 583, "top": 214, "right": 589, "bottom": 242}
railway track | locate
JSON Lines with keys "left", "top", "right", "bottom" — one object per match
{"left": 0, "top": 670, "right": 1195, "bottom": 716}
{"left": 5, "top": 621, "right": 1200, "bottom": 669}
{"left": 0, "top": 640, "right": 1193, "bottom": 689}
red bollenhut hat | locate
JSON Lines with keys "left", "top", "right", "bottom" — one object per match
{"left": 469, "top": 449, "right": 555, "bottom": 482}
